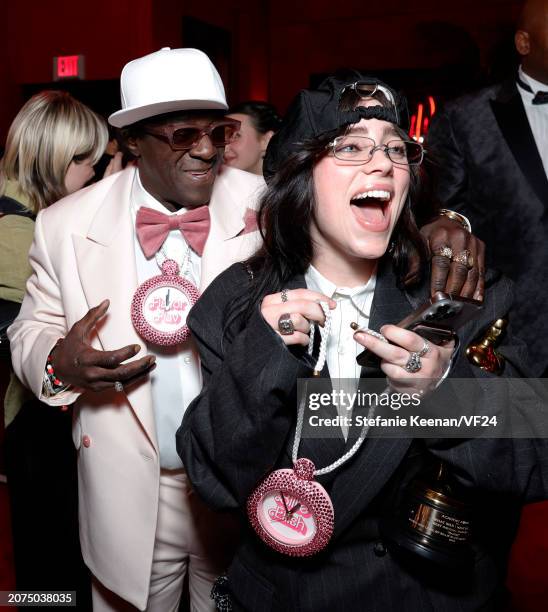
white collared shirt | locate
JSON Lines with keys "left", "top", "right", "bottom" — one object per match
{"left": 305, "top": 264, "right": 377, "bottom": 381}
{"left": 304, "top": 264, "right": 451, "bottom": 438}
{"left": 131, "top": 170, "right": 202, "bottom": 468}
{"left": 305, "top": 265, "right": 377, "bottom": 437}
{"left": 518, "top": 66, "right": 548, "bottom": 179}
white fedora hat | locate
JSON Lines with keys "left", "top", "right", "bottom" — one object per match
{"left": 108, "top": 47, "right": 228, "bottom": 128}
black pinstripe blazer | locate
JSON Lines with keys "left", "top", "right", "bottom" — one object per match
{"left": 177, "top": 258, "right": 548, "bottom": 612}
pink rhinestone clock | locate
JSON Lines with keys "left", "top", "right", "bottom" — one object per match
{"left": 247, "top": 458, "right": 334, "bottom": 556}
{"left": 131, "top": 259, "right": 199, "bottom": 346}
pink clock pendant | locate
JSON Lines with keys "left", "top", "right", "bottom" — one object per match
{"left": 247, "top": 458, "right": 334, "bottom": 557}
{"left": 131, "top": 259, "right": 200, "bottom": 346}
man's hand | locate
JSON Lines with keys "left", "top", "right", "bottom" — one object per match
{"left": 52, "top": 299, "right": 156, "bottom": 392}
{"left": 420, "top": 216, "right": 485, "bottom": 301}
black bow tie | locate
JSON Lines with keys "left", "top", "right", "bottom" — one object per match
{"left": 517, "top": 76, "right": 548, "bottom": 105}
{"left": 533, "top": 91, "right": 548, "bottom": 105}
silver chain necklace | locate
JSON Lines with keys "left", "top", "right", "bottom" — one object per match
{"left": 155, "top": 243, "right": 192, "bottom": 279}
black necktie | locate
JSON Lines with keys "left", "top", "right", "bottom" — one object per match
{"left": 517, "top": 76, "right": 548, "bottom": 105}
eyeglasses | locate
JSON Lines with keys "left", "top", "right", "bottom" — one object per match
{"left": 340, "top": 81, "right": 400, "bottom": 123}
{"left": 142, "top": 119, "right": 241, "bottom": 150}
{"left": 330, "top": 135, "right": 424, "bottom": 166}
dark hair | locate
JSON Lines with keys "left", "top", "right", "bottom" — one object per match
{"left": 220, "top": 134, "right": 433, "bottom": 344}
{"left": 222, "top": 88, "right": 434, "bottom": 342}
{"left": 228, "top": 101, "right": 282, "bottom": 135}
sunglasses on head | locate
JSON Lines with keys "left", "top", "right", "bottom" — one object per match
{"left": 142, "top": 119, "right": 241, "bottom": 150}
{"left": 340, "top": 81, "right": 400, "bottom": 124}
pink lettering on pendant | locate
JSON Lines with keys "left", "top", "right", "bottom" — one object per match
{"left": 266, "top": 494, "right": 309, "bottom": 534}
{"left": 150, "top": 311, "right": 183, "bottom": 326}
{"left": 148, "top": 297, "right": 164, "bottom": 311}
{"left": 274, "top": 494, "right": 311, "bottom": 518}
{"left": 171, "top": 300, "right": 188, "bottom": 311}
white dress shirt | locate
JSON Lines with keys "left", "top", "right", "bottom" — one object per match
{"left": 305, "top": 265, "right": 377, "bottom": 437}
{"left": 131, "top": 171, "right": 202, "bottom": 468}
{"left": 304, "top": 264, "right": 451, "bottom": 438}
{"left": 518, "top": 66, "right": 548, "bottom": 179}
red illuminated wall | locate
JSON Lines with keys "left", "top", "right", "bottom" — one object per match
{"left": 0, "top": 0, "right": 270, "bottom": 142}
{"left": 0, "top": 0, "right": 522, "bottom": 143}
{"left": 266, "top": 0, "right": 522, "bottom": 112}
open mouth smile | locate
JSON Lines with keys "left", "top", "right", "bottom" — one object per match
{"left": 350, "top": 189, "right": 392, "bottom": 232}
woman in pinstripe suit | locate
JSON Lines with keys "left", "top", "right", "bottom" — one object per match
{"left": 178, "top": 73, "right": 547, "bottom": 611}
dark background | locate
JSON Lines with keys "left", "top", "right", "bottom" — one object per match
{"left": 3, "top": 1, "right": 547, "bottom": 609}
{"left": 0, "top": 0, "right": 523, "bottom": 144}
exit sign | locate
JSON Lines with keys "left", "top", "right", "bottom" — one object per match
{"left": 53, "top": 55, "right": 85, "bottom": 80}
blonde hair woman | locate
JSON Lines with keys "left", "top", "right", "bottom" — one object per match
{"left": 0, "top": 90, "right": 108, "bottom": 308}
{"left": 0, "top": 90, "right": 106, "bottom": 600}
{"left": 0, "top": 89, "right": 108, "bottom": 214}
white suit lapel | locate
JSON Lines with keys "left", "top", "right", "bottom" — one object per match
{"left": 72, "top": 167, "right": 157, "bottom": 450}
{"left": 200, "top": 166, "right": 264, "bottom": 291}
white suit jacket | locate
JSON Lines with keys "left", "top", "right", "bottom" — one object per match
{"left": 8, "top": 165, "right": 264, "bottom": 609}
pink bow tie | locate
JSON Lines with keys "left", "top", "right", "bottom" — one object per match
{"left": 136, "top": 205, "right": 211, "bottom": 258}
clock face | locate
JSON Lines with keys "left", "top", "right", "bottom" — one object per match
{"left": 142, "top": 285, "right": 191, "bottom": 333}
{"left": 247, "top": 465, "right": 334, "bottom": 557}
{"left": 257, "top": 490, "right": 317, "bottom": 546}
{"left": 131, "top": 272, "right": 200, "bottom": 346}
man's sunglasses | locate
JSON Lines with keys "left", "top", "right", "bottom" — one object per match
{"left": 142, "top": 119, "right": 241, "bottom": 150}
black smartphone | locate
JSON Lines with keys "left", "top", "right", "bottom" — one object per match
{"left": 356, "top": 292, "right": 483, "bottom": 367}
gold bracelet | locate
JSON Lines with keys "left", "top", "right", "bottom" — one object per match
{"left": 439, "top": 209, "right": 472, "bottom": 234}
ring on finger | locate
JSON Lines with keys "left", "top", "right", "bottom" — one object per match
{"left": 404, "top": 352, "right": 422, "bottom": 373}
{"left": 452, "top": 249, "right": 474, "bottom": 269}
{"left": 417, "top": 339, "right": 430, "bottom": 357}
{"left": 278, "top": 313, "right": 295, "bottom": 335}
{"left": 281, "top": 288, "right": 289, "bottom": 303}
{"left": 114, "top": 381, "right": 124, "bottom": 392}
{"left": 433, "top": 245, "right": 453, "bottom": 259}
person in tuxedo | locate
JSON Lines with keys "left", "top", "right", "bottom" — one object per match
{"left": 427, "top": 0, "right": 548, "bottom": 375}
{"left": 177, "top": 74, "right": 548, "bottom": 611}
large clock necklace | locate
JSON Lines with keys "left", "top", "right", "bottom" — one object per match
{"left": 247, "top": 302, "right": 376, "bottom": 557}
{"left": 131, "top": 245, "right": 199, "bottom": 346}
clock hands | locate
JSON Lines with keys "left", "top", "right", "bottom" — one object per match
{"left": 280, "top": 491, "right": 290, "bottom": 515}
{"left": 165, "top": 289, "right": 171, "bottom": 310}
{"left": 280, "top": 492, "right": 300, "bottom": 520}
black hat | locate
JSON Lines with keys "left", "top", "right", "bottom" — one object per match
{"left": 264, "top": 74, "right": 409, "bottom": 182}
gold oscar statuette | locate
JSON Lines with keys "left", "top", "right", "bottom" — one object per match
{"left": 466, "top": 319, "right": 507, "bottom": 375}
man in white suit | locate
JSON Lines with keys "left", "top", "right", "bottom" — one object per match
{"left": 9, "top": 48, "right": 264, "bottom": 611}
